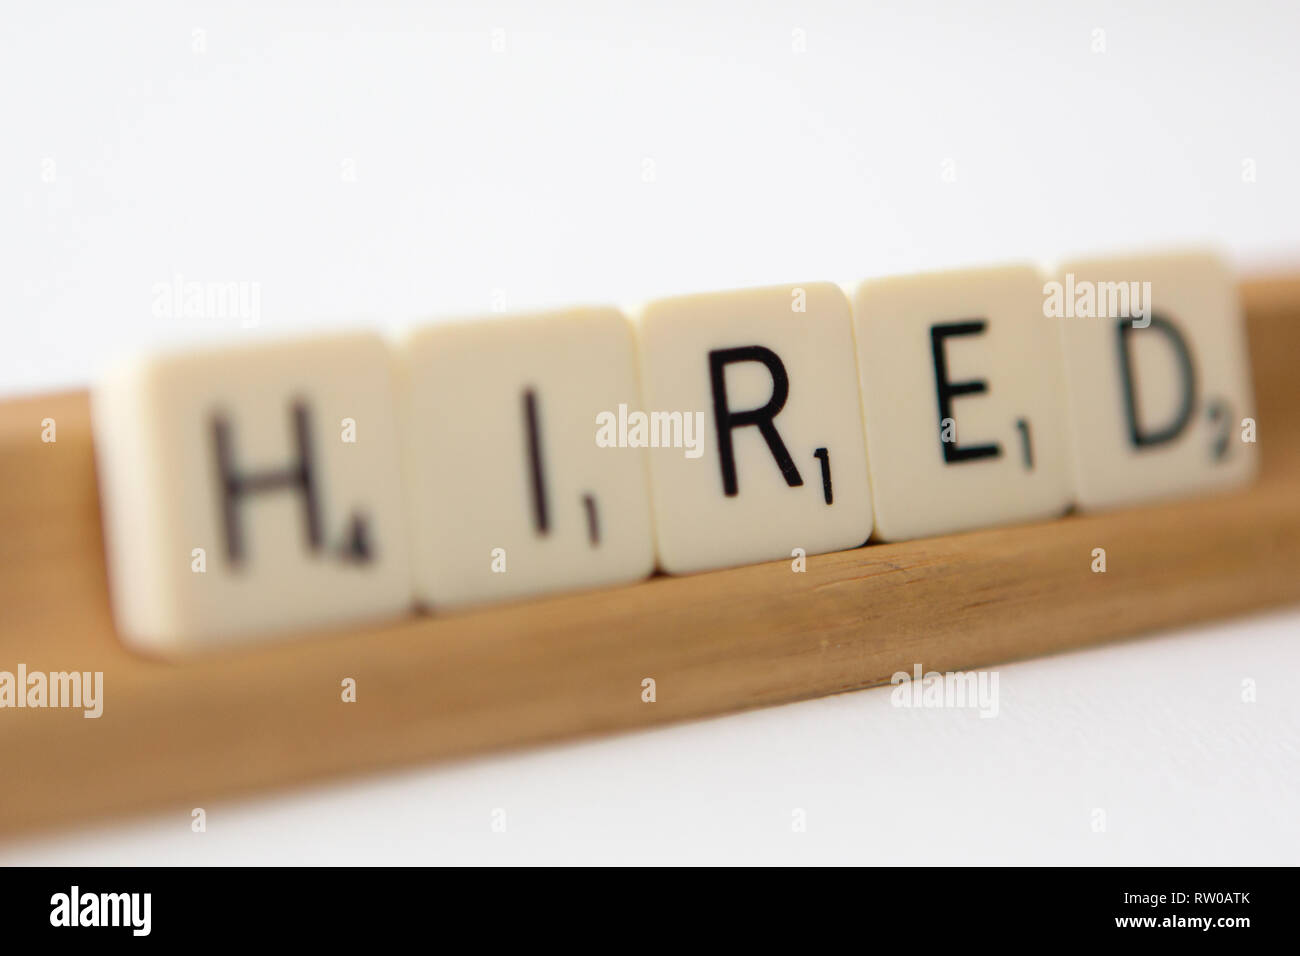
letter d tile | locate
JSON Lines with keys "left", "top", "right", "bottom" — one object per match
{"left": 1056, "top": 251, "right": 1258, "bottom": 509}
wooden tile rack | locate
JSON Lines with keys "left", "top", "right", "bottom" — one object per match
{"left": 1, "top": 275, "right": 1298, "bottom": 838}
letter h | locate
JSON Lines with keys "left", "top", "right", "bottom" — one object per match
{"left": 211, "top": 400, "right": 322, "bottom": 565}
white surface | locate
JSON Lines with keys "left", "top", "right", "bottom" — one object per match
{"left": 3, "top": 608, "right": 1298, "bottom": 865}
{"left": 4, "top": 0, "right": 1300, "bottom": 398}
{"left": 2, "top": 0, "right": 1299, "bottom": 864}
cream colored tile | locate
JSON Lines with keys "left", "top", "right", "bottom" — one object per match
{"left": 1055, "top": 251, "right": 1258, "bottom": 509}
{"left": 634, "top": 282, "right": 873, "bottom": 573}
{"left": 93, "top": 332, "right": 413, "bottom": 651}
{"left": 399, "top": 307, "right": 654, "bottom": 609}
{"left": 851, "top": 265, "right": 1072, "bottom": 541}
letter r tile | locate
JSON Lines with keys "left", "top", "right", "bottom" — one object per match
{"left": 851, "top": 265, "right": 1072, "bottom": 541}
{"left": 634, "top": 283, "right": 874, "bottom": 574}
{"left": 1055, "top": 251, "right": 1258, "bottom": 509}
{"left": 92, "top": 332, "right": 414, "bottom": 651}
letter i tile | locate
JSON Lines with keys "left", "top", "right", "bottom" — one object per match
{"left": 398, "top": 307, "right": 655, "bottom": 609}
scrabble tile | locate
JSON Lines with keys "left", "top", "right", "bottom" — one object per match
{"left": 1055, "top": 251, "right": 1258, "bottom": 509}
{"left": 399, "top": 307, "right": 655, "bottom": 608}
{"left": 93, "top": 333, "right": 414, "bottom": 651}
{"left": 851, "top": 265, "right": 1072, "bottom": 541}
{"left": 634, "top": 283, "right": 873, "bottom": 574}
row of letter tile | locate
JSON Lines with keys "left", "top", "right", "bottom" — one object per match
{"left": 92, "top": 252, "right": 1258, "bottom": 651}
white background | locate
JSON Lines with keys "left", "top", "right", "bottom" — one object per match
{"left": 2, "top": 0, "right": 1298, "bottom": 864}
